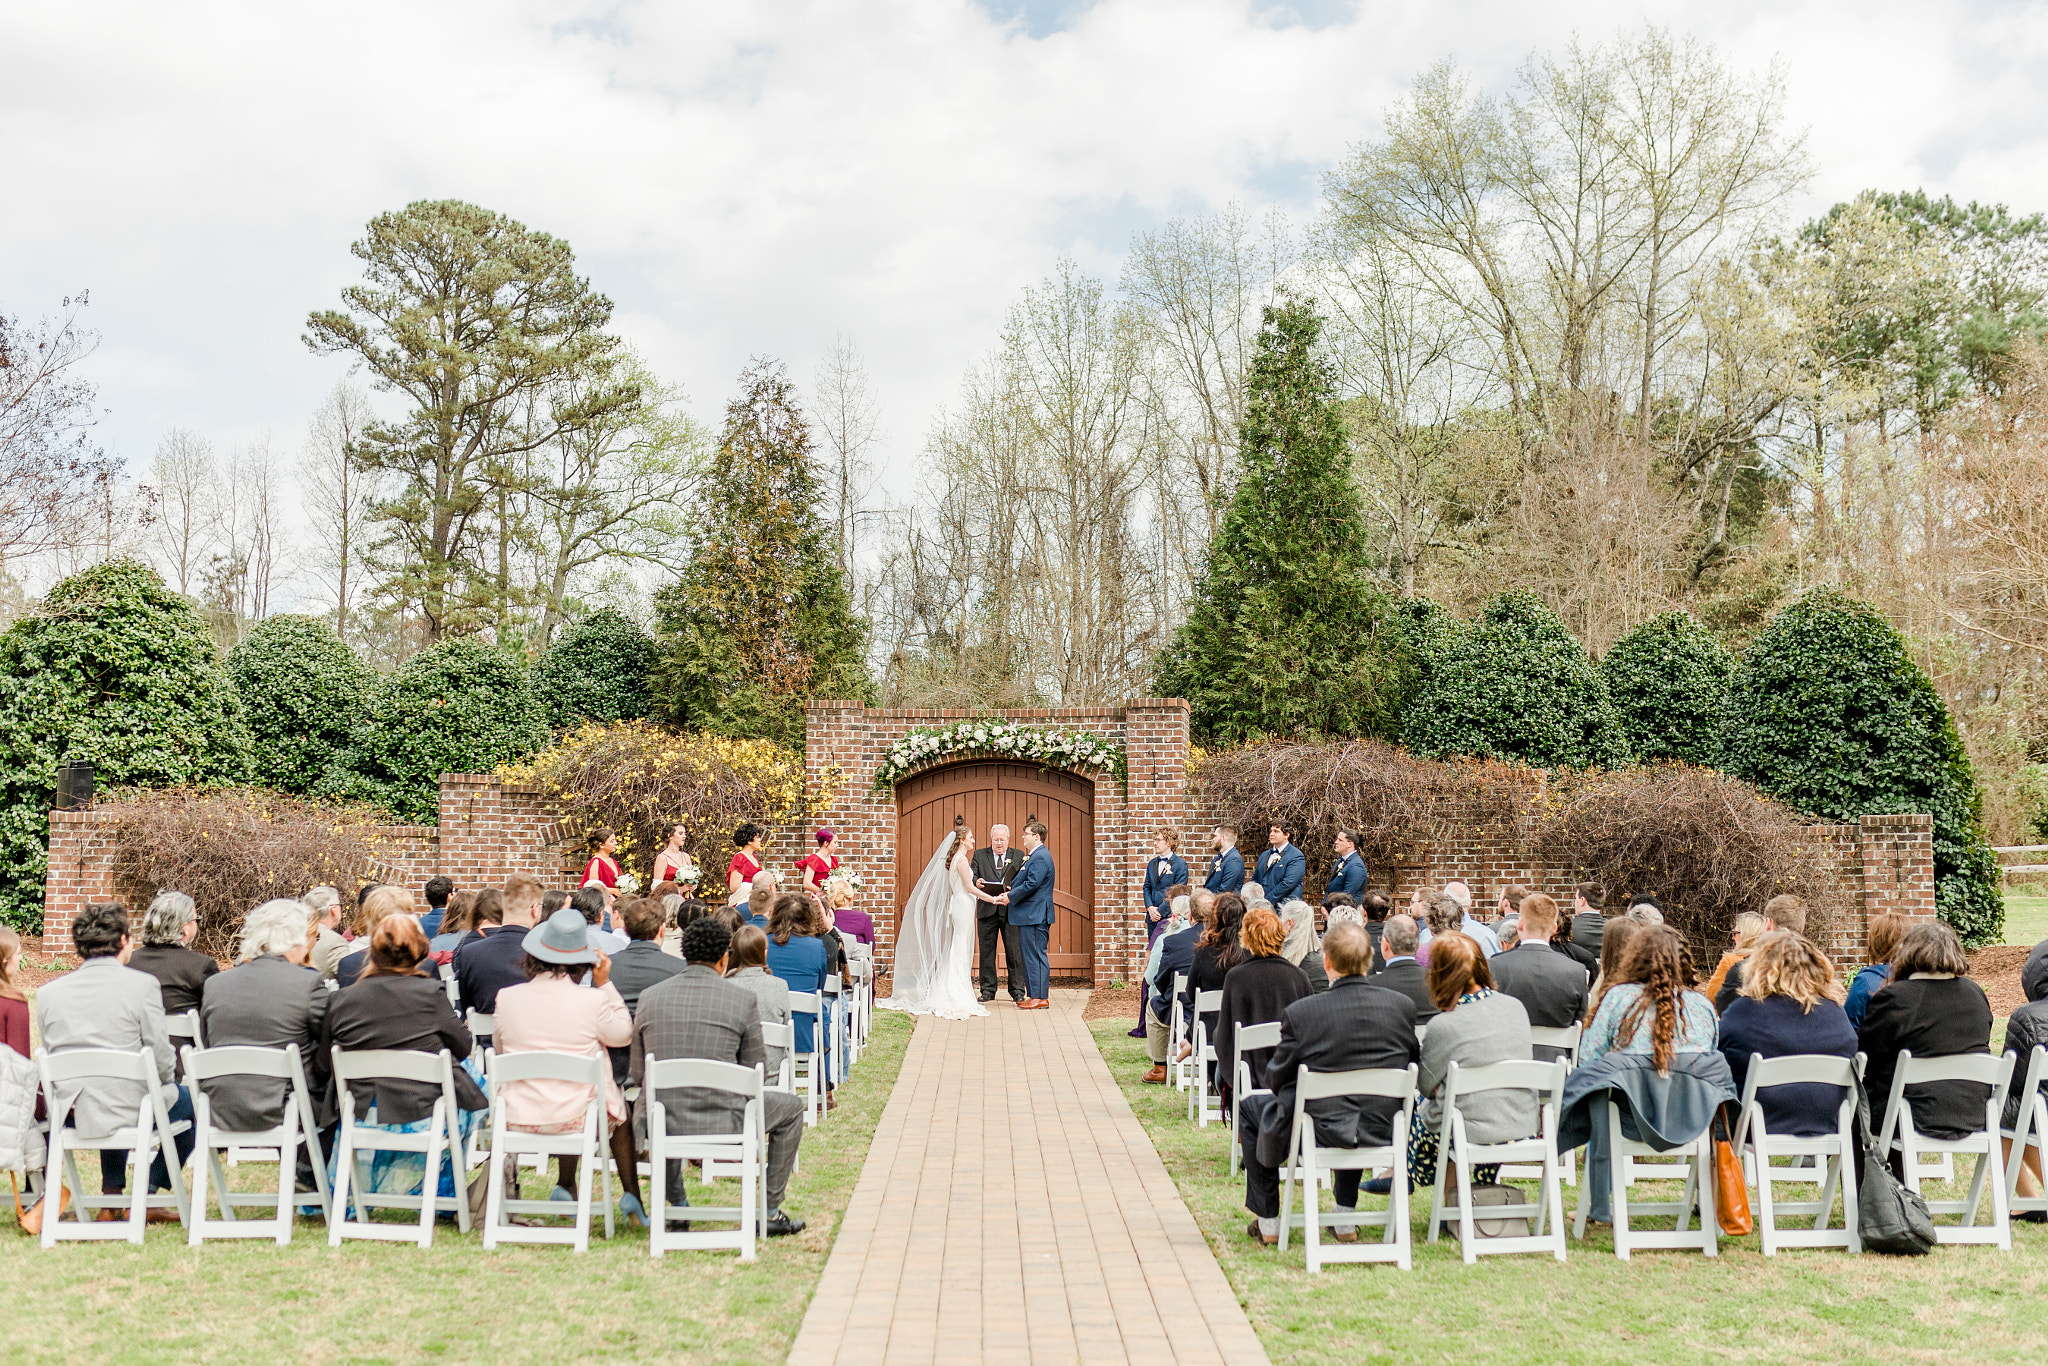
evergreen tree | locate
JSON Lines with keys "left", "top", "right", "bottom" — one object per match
{"left": 228, "top": 614, "right": 374, "bottom": 793}
{"left": 1403, "top": 589, "right": 1629, "bottom": 769}
{"left": 0, "top": 559, "right": 253, "bottom": 929}
{"left": 649, "top": 358, "right": 873, "bottom": 748}
{"left": 1155, "top": 298, "right": 1407, "bottom": 742}
{"left": 1600, "top": 610, "right": 1735, "bottom": 765}
{"left": 536, "top": 608, "right": 656, "bottom": 728}
{"left": 1722, "top": 586, "right": 2003, "bottom": 945}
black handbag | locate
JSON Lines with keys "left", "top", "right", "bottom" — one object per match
{"left": 1853, "top": 1073, "right": 1937, "bottom": 1256}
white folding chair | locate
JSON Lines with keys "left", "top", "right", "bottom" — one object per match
{"left": 2002, "top": 1045, "right": 2048, "bottom": 1221}
{"left": 35, "top": 1047, "right": 189, "bottom": 1245}
{"left": 1229, "top": 1021, "right": 1283, "bottom": 1177}
{"left": 1188, "top": 990, "right": 1223, "bottom": 1127}
{"left": 705, "top": 1022, "right": 795, "bottom": 1184}
{"left": 1503, "top": 1026, "right": 1582, "bottom": 1186}
{"left": 788, "top": 992, "right": 826, "bottom": 1128}
{"left": 1167, "top": 973, "right": 1192, "bottom": 1092}
{"left": 1427, "top": 1058, "right": 1570, "bottom": 1262}
{"left": 439, "top": 963, "right": 460, "bottom": 1010}
{"left": 1730, "top": 1051, "right": 1860, "bottom": 1255}
{"left": 481, "top": 1050, "right": 613, "bottom": 1252}
{"left": 327, "top": 1047, "right": 471, "bottom": 1247}
{"left": 645, "top": 1057, "right": 768, "bottom": 1261}
{"left": 1573, "top": 1098, "right": 1718, "bottom": 1259}
{"left": 164, "top": 1009, "right": 203, "bottom": 1051}
{"left": 841, "top": 947, "right": 871, "bottom": 1063}
{"left": 183, "top": 1042, "right": 330, "bottom": 1244}
{"left": 823, "top": 974, "right": 847, "bottom": 1085}
{"left": 1277, "top": 1063, "right": 1419, "bottom": 1272}
{"left": 1877, "top": 1048, "right": 2015, "bottom": 1249}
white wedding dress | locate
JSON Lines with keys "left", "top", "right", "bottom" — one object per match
{"left": 877, "top": 831, "right": 988, "bottom": 1020}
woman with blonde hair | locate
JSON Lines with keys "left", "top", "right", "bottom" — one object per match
{"left": 0, "top": 926, "right": 29, "bottom": 1060}
{"left": 1703, "top": 910, "right": 1767, "bottom": 1007}
{"left": 826, "top": 876, "right": 875, "bottom": 947}
{"left": 1718, "top": 930, "right": 1857, "bottom": 1137}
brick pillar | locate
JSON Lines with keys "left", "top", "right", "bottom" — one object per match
{"left": 40, "top": 806, "right": 119, "bottom": 956}
{"left": 1120, "top": 699, "right": 1191, "bottom": 988}
{"left": 1858, "top": 812, "right": 1936, "bottom": 927}
{"left": 806, "top": 700, "right": 892, "bottom": 973}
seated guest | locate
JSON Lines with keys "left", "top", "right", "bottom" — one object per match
{"left": 199, "top": 898, "right": 334, "bottom": 1182}
{"left": 1718, "top": 930, "right": 1857, "bottom": 1139}
{"left": 419, "top": 875, "right": 455, "bottom": 940}
{"left": 1278, "top": 900, "right": 1327, "bottom": 993}
{"left": 1495, "top": 883, "right": 1529, "bottom": 925}
{"left": 1702, "top": 911, "right": 1765, "bottom": 1006}
{"left": 1400, "top": 932, "right": 1534, "bottom": 1195}
{"left": 335, "top": 886, "right": 415, "bottom": 988}
{"left": 1442, "top": 880, "right": 1500, "bottom": 957}
{"left": 1487, "top": 893, "right": 1589, "bottom": 1061}
{"left": 1715, "top": 894, "right": 1808, "bottom": 1013}
{"left": 1414, "top": 892, "right": 1463, "bottom": 966}
{"left": 826, "top": 878, "right": 874, "bottom": 946}
{"left": 127, "top": 891, "right": 219, "bottom": 1015}
{"left": 632, "top": 917, "right": 807, "bottom": 1236}
{"left": 1213, "top": 908, "right": 1312, "bottom": 1113}
{"left": 1845, "top": 912, "right": 1908, "bottom": 1030}
{"left": 37, "top": 902, "right": 192, "bottom": 1220}
{"left": 1361, "top": 891, "right": 1391, "bottom": 973}
{"left": 1177, "top": 894, "right": 1247, "bottom": 1068}
{"left": 453, "top": 876, "right": 543, "bottom": 1018}
{"left": 1374, "top": 915, "right": 1437, "bottom": 1022}
{"left": 726, "top": 925, "right": 792, "bottom": 1079}
{"left": 322, "top": 918, "right": 488, "bottom": 1203}
{"left": 766, "top": 893, "right": 834, "bottom": 1107}
{"left": 608, "top": 898, "right": 684, "bottom": 1015}
{"left": 573, "top": 885, "right": 629, "bottom": 955}
{"left": 1859, "top": 920, "right": 1993, "bottom": 1162}
{"left": 1236, "top": 922, "right": 1419, "bottom": 1245}
{"left": 746, "top": 877, "right": 778, "bottom": 929}
{"left": 1133, "top": 880, "right": 1192, "bottom": 1040}
{"left": 1140, "top": 895, "right": 1203, "bottom": 1084}
{"left": 1568, "top": 882, "right": 1608, "bottom": 957}
{"left": 2001, "top": 945, "right": 2048, "bottom": 1204}
{"left": 1626, "top": 894, "right": 1665, "bottom": 926}
{"left": 1589, "top": 916, "right": 1641, "bottom": 1000}
{"left": 0, "top": 927, "right": 28, "bottom": 1062}
{"left": 492, "top": 908, "right": 642, "bottom": 1223}
{"left": 307, "top": 885, "right": 350, "bottom": 980}
{"left": 427, "top": 890, "right": 478, "bottom": 966}
{"left": 1577, "top": 925, "right": 1718, "bottom": 1223}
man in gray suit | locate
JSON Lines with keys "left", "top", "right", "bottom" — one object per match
{"left": 199, "top": 898, "right": 334, "bottom": 1185}
{"left": 630, "top": 917, "right": 807, "bottom": 1236}
{"left": 36, "top": 902, "right": 192, "bottom": 1210}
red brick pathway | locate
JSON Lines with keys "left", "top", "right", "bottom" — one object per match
{"left": 790, "top": 991, "right": 1268, "bottom": 1366}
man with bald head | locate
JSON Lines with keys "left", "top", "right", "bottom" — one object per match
{"left": 972, "top": 824, "right": 1026, "bottom": 1003}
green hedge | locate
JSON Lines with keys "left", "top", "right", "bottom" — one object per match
{"left": 1600, "top": 610, "right": 1735, "bottom": 765}
{"left": 228, "top": 615, "right": 374, "bottom": 793}
{"left": 535, "top": 608, "right": 654, "bottom": 728}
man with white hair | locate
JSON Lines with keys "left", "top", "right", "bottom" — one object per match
{"left": 198, "top": 898, "right": 335, "bottom": 1189}
{"left": 1441, "top": 879, "right": 1500, "bottom": 958}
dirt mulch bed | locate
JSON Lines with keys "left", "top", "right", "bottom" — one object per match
{"left": 1081, "top": 985, "right": 1140, "bottom": 1022}
{"left": 1970, "top": 945, "right": 2031, "bottom": 1017}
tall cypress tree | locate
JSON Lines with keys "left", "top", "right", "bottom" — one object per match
{"left": 1156, "top": 298, "right": 1406, "bottom": 742}
{"left": 649, "top": 358, "right": 873, "bottom": 748}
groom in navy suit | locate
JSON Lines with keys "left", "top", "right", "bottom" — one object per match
{"left": 1001, "top": 818, "right": 1056, "bottom": 1009}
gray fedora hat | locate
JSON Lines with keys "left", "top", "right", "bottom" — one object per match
{"left": 525, "top": 907, "right": 598, "bottom": 965}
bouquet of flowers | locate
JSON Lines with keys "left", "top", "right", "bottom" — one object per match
{"left": 618, "top": 873, "right": 641, "bottom": 894}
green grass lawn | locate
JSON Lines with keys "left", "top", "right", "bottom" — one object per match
{"left": 0, "top": 1011, "right": 911, "bottom": 1366}
{"left": 1093, "top": 1021, "right": 2048, "bottom": 1366}
{"left": 2006, "top": 894, "right": 2048, "bottom": 949}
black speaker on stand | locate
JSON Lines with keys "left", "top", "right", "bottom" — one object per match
{"left": 54, "top": 760, "right": 95, "bottom": 810}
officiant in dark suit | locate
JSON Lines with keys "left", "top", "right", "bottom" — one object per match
{"left": 973, "top": 824, "right": 1027, "bottom": 1003}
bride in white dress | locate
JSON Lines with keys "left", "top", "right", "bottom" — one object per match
{"left": 877, "top": 821, "right": 992, "bottom": 1020}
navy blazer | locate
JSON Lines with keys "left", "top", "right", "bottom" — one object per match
{"left": 1254, "top": 843, "right": 1305, "bottom": 905}
{"left": 1144, "top": 853, "right": 1189, "bottom": 911}
{"left": 1006, "top": 845, "right": 1057, "bottom": 928}
{"left": 1325, "top": 851, "right": 1368, "bottom": 900}
{"left": 1204, "top": 847, "right": 1244, "bottom": 894}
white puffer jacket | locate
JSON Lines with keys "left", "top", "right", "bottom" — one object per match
{"left": 0, "top": 1045, "right": 46, "bottom": 1174}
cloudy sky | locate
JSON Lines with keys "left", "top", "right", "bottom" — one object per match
{"left": 6, "top": 0, "right": 2046, "bottom": 589}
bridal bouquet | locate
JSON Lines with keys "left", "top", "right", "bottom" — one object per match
{"left": 618, "top": 873, "right": 641, "bottom": 894}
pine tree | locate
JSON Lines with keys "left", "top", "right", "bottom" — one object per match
{"left": 1155, "top": 298, "right": 1407, "bottom": 742}
{"left": 649, "top": 358, "right": 874, "bottom": 748}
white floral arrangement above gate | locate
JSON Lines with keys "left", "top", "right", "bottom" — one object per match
{"left": 870, "top": 720, "right": 1128, "bottom": 793}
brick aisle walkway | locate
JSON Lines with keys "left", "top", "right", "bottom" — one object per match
{"left": 790, "top": 990, "right": 1269, "bottom": 1366}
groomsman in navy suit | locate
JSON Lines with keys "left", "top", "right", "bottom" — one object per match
{"left": 1255, "top": 823, "right": 1305, "bottom": 905}
{"left": 1326, "top": 829, "right": 1369, "bottom": 900}
{"left": 1133, "top": 832, "right": 1190, "bottom": 1039}
{"left": 1204, "top": 825, "right": 1245, "bottom": 895}
{"left": 1000, "top": 819, "right": 1056, "bottom": 1009}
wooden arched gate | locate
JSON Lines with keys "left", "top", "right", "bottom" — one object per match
{"left": 894, "top": 761, "right": 1095, "bottom": 981}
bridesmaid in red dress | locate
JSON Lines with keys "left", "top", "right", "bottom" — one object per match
{"left": 796, "top": 829, "right": 840, "bottom": 894}
{"left": 581, "top": 828, "right": 621, "bottom": 903}
{"left": 727, "top": 823, "right": 766, "bottom": 901}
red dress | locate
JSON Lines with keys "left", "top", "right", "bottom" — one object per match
{"left": 581, "top": 854, "right": 619, "bottom": 890}
{"left": 728, "top": 850, "right": 763, "bottom": 887}
{"left": 796, "top": 852, "right": 839, "bottom": 888}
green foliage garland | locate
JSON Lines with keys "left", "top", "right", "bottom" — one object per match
{"left": 0, "top": 559, "right": 253, "bottom": 931}
{"left": 870, "top": 720, "right": 1126, "bottom": 793}
{"left": 536, "top": 608, "right": 655, "bottom": 728}
{"left": 227, "top": 614, "right": 374, "bottom": 793}
{"left": 1721, "top": 586, "right": 2003, "bottom": 945}
{"left": 1599, "top": 610, "right": 1735, "bottom": 765}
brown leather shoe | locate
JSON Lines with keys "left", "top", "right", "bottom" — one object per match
{"left": 1245, "top": 1219, "right": 1278, "bottom": 1247}
{"left": 1140, "top": 1065, "right": 1168, "bottom": 1085}
{"left": 145, "top": 1207, "right": 181, "bottom": 1225}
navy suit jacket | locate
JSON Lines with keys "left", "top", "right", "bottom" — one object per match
{"left": 1325, "top": 851, "right": 1368, "bottom": 900}
{"left": 1007, "top": 845, "right": 1056, "bottom": 928}
{"left": 1143, "top": 853, "right": 1189, "bottom": 910}
{"left": 1255, "top": 843, "right": 1305, "bottom": 904}
{"left": 1203, "top": 847, "right": 1244, "bottom": 894}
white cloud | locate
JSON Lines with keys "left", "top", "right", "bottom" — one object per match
{"left": 5, "top": 0, "right": 2047, "bottom": 599}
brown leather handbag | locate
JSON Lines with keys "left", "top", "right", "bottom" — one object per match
{"left": 1711, "top": 1103, "right": 1753, "bottom": 1236}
